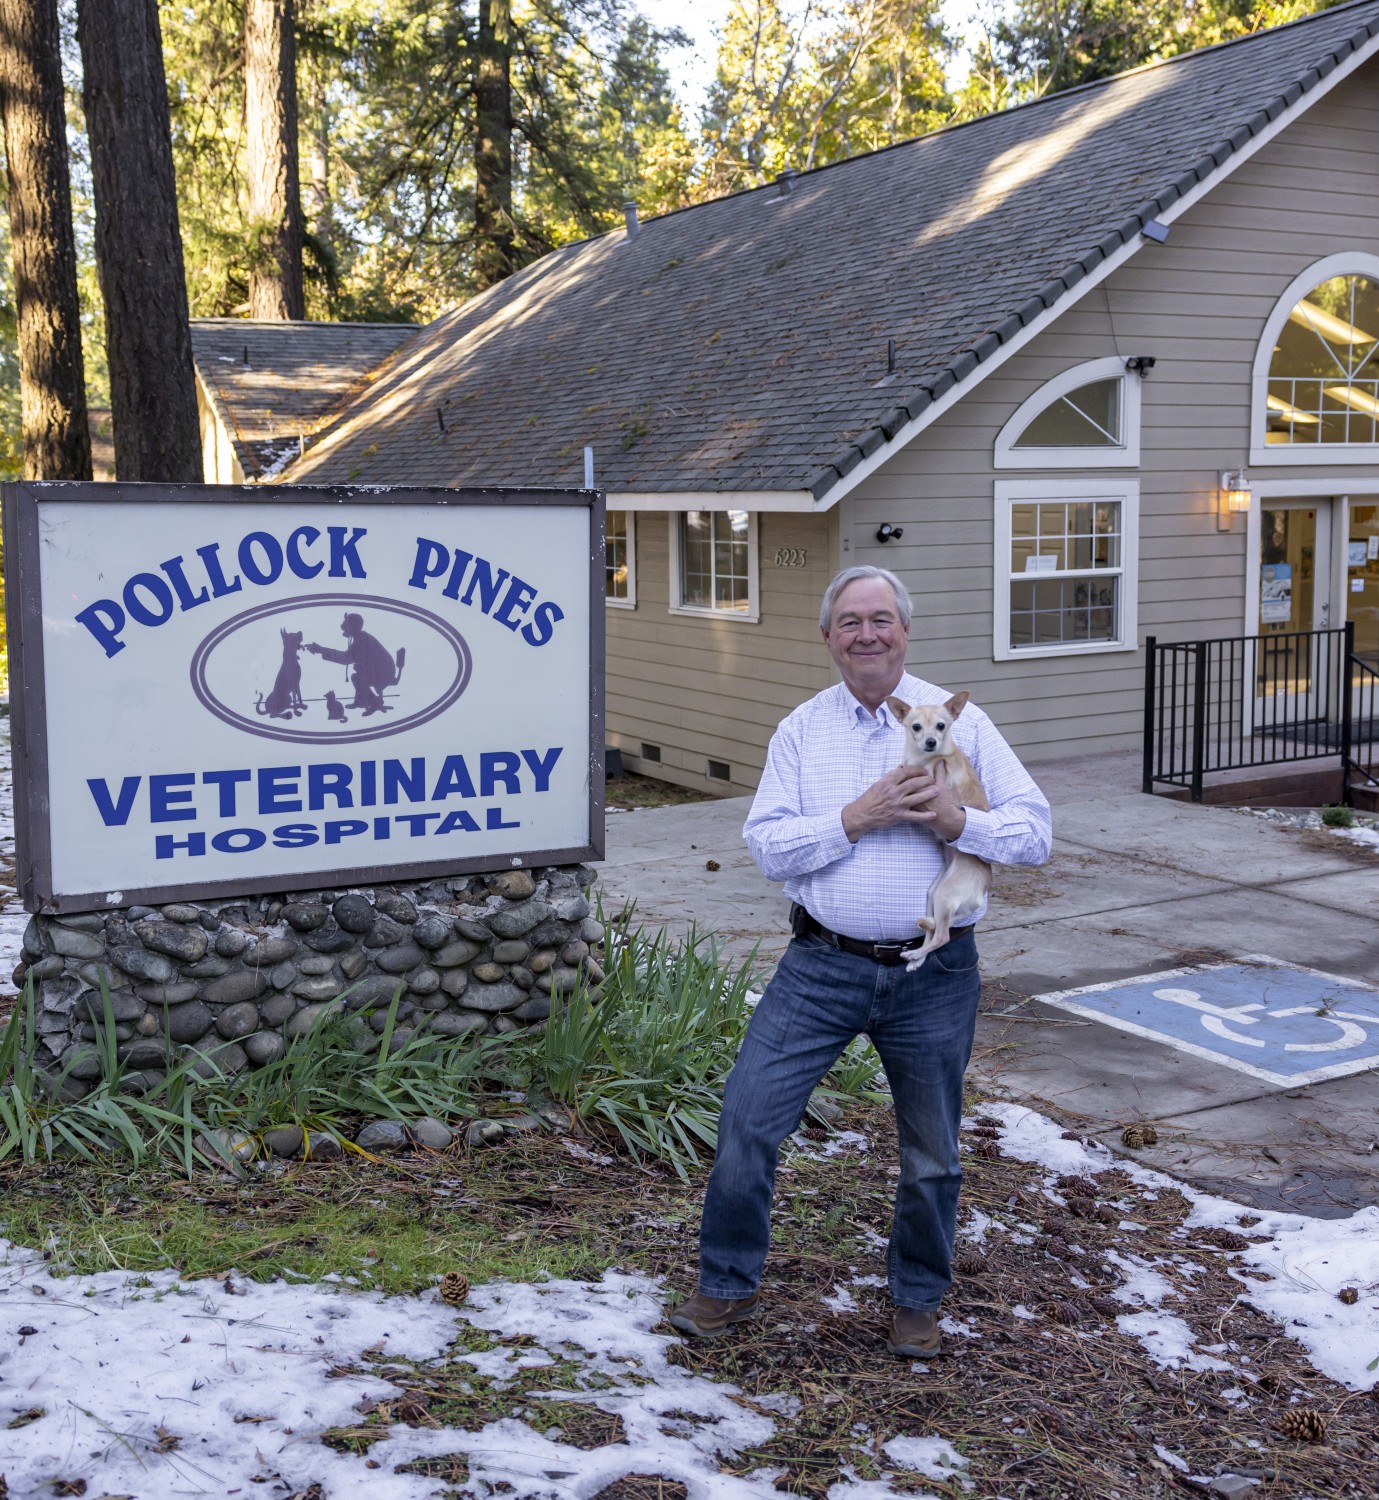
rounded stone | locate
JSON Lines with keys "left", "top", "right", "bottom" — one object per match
{"left": 186, "top": 956, "right": 232, "bottom": 979}
{"left": 552, "top": 894, "right": 591, "bottom": 922}
{"left": 269, "top": 961, "right": 297, "bottom": 991}
{"left": 263, "top": 1125, "right": 305, "bottom": 1159}
{"left": 48, "top": 927, "right": 105, "bottom": 961}
{"left": 297, "top": 954, "right": 335, "bottom": 976}
{"left": 200, "top": 970, "right": 270, "bottom": 1007}
{"left": 26, "top": 956, "right": 66, "bottom": 981}
{"left": 284, "top": 902, "right": 329, "bottom": 932}
{"left": 467, "top": 1118, "right": 507, "bottom": 1147}
{"left": 511, "top": 967, "right": 534, "bottom": 991}
{"left": 117, "top": 1039, "right": 169, "bottom": 1069}
{"left": 251, "top": 937, "right": 299, "bottom": 967}
{"left": 285, "top": 1002, "right": 338, "bottom": 1039}
{"left": 385, "top": 1029, "right": 414, "bottom": 1054}
{"left": 111, "top": 948, "right": 177, "bottom": 984}
{"left": 292, "top": 976, "right": 341, "bottom": 1002}
{"left": 343, "top": 975, "right": 405, "bottom": 1011}
{"left": 514, "top": 993, "right": 552, "bottom": 1023}
{"left": 428, "top": 1010, "right": 487, "bottom": 1037}
{"left": 356, "top": 1120, "right": 409, "bottom": 1153}
{"left": 416, "top": 992, "right": 450, "bottom": 1011}
{"left": 214, "top": 928, "right": 250, "bottom": 958}
{"left": 439, "top": 968, "right": 469, "bottom": 998}
{"left": 305, "top": 922, "right": 355, "bottom": 955}
{"left": 374, "top": 892, "right": 417, "bottom": 924}
{"left": 548, "top": 966, "right": 584, "bottom": 996}
{"left": 464, "top": 981, "right": 526, "bottom": 1013}
{"left": 471, "top": 962, "right": 504, "bottom": 984}
{"left": 187, "top": 1042, "right": 247, "bottom": 1078}
{"left": 134, "top": 921, "right": 208, "bottom": 964}
{"left": 584, "top": 958, "right": 606, "bottom": 985}
{"left": 411, "top": 1117, "right": 453, "bottom": 1150}
{"left": 81, "top": 986, "right": 146, "bottom": 1024}
{"left": 408, "top": 967, "right": 440, "bottom": 996}
{"left": 431, "top": 938, "right": 482, "bottom": 969}
{"left": 528, "top": 918, "right": 572, "bottom": 949}
{"left": 167, "top": 1002, "right": 216, "bottom": 1044}
{"left": 338, "top": 951, "right": 368, "bottom": 980}
{"left": 412, "top": 914, "right": 453, "bottom": 950}
{"left": 579, "top": 918, "right": 605, "bottom": 944}
{"left": 488, "top": 901, "right": 552, "bottom": 939}
{"left": 258, "top": 993, "right": 296, "bottom": 1027}
{"left": 135, "top": 1012, "right": 160, "bottom": 1037}
{"left": 453, "top": 918, "right": 492, "bottom": 943}
{"left": 135, "top": 980, "right": 201, "bottom": 1006}
{"left": 375, "top": 943, "right": 425, "bottom": 975}
{"left": 332, "top": 894, "right": 375, "bottom": 934}
{"left": 491, "top": 870, "right": 536, "bottom": 900}
{"left": 304, "top": 1131, "right": 343, "bottom": 1161}
{"left": 216, "top": 1001, "right": 261, "bottom": 1040}
{"left": 364, "top": 916, "right": 405, "bottom": 948}
{"left": 492, "top": 940, "right": 531, "bottom": 964}
{"left": 59, "top": 1045, "right": 104, "bottom": 1081}
{"left": 560, "top": 939, "right": 589, "bottom": 966}
{"left": 22, "top": 918, "right": 46, "bottom": 960}
{"left": 160, "top": 903, "right": 203, "bottom": 924}
{"left": 529, "top": 949, "right": 558, "bottom": 975}
{"left": 243, "top": 1030, "right": 286, "bottom": 1066}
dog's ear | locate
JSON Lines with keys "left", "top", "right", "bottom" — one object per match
{"left": 944, "top": 691, "right": 970, "bottom": 719}
{"left": 886, "top": 695, "right": 912, "bottom": 722}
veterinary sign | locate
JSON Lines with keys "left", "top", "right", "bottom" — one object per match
{"left": 3, "top": 483, "right": 602, "bottom": 912}
{"left": 1036, "top": 957, "right": 1379, "bottom": 1087}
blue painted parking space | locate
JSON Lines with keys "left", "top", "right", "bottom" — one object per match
{"left": 1036, "top": 957, "right": 1379, "bottom": 1087}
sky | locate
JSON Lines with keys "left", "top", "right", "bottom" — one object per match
{"left": 634, "top": 0, "right": 992, "bottom": 122}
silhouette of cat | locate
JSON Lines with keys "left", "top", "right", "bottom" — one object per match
{"left": 324, "top": 690, "right": 348, "bottom": 724}
{"left": 255, "top": 630, "right": 305, "bottom": 719}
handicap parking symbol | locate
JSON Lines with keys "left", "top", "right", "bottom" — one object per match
{"left": 1036, "top": 956, "right": 1379, "bottom": 1086}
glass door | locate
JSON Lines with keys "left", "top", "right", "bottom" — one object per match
{"left": 1256, "top": 501, "right": 1332, "bottom": 723}
{"left": 1346, "top": 498, "right": 1379, "bottom": 670}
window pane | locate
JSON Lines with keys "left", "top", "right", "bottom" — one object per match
{"left": 681, "top": 512, "right": 712, "bottom": 607}
{"left": 1014, "top": 379, "right": 1122, "bottom": 447}
{"left": 682, "top": 510, "right": 750, "bottom": 612}
{"left": 1268, "top": 274, "right": 1379, "bottom": 445}
{"left": 605, "top": 510, "right": 628, "bottom": 599}
{"left": 1009, "top": 575, "right": 1120, "bottom": 648}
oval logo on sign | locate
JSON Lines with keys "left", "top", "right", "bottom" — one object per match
{"left": 190, "top": 593, "right": 472, "bottom": 744}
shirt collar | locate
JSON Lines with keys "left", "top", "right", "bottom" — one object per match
{"left": 838, "top": 681, "right": 906, "bottom": 730}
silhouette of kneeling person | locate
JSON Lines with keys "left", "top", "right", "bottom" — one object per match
{"left": 306, "top": 613, "right": 398, "bottom": 716}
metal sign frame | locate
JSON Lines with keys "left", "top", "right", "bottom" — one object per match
{"left": 3, "top": 481, "right": 605, "bottom": 913}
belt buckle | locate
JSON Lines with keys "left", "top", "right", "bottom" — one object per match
{"left": 874, "top": 940, "right": 907, "bottom": 963}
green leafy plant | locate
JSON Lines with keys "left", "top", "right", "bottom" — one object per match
{"left": 1321, "top": 804, "right": 1355, "bottom": 828}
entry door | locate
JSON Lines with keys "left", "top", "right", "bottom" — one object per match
{"left": 1256, "top": 500, "right": 1332, "bottom": 722}
{"left": 1346, "top": 497, "right": 1379, "bottom": 671}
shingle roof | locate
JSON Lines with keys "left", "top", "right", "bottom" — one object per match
{"left": 285, "top": 0, "right": 1379, "bottom": 501}
{"left": 191, "top": 319, "right": 418, "bottom": 479}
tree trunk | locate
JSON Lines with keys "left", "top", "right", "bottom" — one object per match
{"left": 0, "top": 0, "right": 92, "bottom": 480}
{"left": 474, "top": 0, "right": 515, "bottom": 290}
{"left": 76, "top": 0, "right": 201, "bottom": 482}
{"left": 244, "top": 0, "right": 304, "bottom": 319}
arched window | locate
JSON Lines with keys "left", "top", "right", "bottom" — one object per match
{"left": 1252, "top": 254, "right": 1379, "bottom": 463}
{"left": 994, "top": 357, "right": 1140, "bottom": 469}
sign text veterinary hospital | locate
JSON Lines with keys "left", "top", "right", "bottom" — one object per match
{"left": 4, "top": 484, "right": 602, "bottom": 912}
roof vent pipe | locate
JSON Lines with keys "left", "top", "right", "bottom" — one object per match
{"left": 776, "top": 169, "right": 798, "bottom": 197}
{"left": 622, "top": 200, "right": 639, "bottom": 240}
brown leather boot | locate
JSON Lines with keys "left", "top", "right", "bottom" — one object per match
{"left": 668, "top": 1291, "right": 762, "bottom": 1337}
{"left": 887, "top": 1306, "right": 942, "bottom": 1358}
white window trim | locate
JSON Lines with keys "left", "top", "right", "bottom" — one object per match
{"left": 605, "top": 508, "right": 636, "bottom": 610}
{"left": 994, "top": 356, "right": 1141, "bottom": 469}
{"left": 993, "top": 478, "right": 1140, "bottom": 661}
{"left": 1250, "top": 251, "right": 1379, "bottom": 467}
{"left": 668, "top": 509, "right": 760, "bottom": 623}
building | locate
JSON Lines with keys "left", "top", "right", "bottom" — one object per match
{"left": 193, "top": 0, "right": 1379, "bottom": 796}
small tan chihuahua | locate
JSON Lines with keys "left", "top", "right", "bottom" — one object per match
{"left": 886, "top": 692, "right": 992, "bottom": 971}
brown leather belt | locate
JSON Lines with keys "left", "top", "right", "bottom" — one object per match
{"left": 791, "top": 904, "right": 973, "bottom": 967}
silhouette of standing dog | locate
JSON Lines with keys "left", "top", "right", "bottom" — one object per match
{"left": 256, "top": 630, "right": 306, "bottom": 719}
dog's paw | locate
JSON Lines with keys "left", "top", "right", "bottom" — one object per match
{"left": 901, "top": 946, "right": 928, "bottom": 972}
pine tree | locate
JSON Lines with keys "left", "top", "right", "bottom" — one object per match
{"left": 244, "top": 0, "right": 306, "bottom": 318}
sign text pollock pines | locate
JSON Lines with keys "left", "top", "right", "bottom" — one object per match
{"left": 2, "top": 484, "right": 604, "bottom": 913}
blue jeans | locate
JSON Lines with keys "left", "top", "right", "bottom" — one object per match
{"left": 698, "top": 926, "right": 981, "bottom": 1310}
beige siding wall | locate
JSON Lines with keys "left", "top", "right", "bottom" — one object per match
{"left": 606, "top": 511, "right": 837, "bottom": 792}
{"left": 847, "top": 56, "right": 1379, "bottom": 761}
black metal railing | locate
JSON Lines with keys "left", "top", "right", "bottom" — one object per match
{"left": 1143, "top": 622, "right": 1379, "bottom": 802}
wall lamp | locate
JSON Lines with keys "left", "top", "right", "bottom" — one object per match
{"left": 876, "top": 523, "right": 904, "bottom": 544}
{"left": 1124, "top": 355, "right": 1156, "bottom": 377}
{"left": 1219, "top": 468, "right": 1251, "bottom": 530}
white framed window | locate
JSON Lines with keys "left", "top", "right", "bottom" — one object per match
{"left": 669, "top": 509, "right": 759, "bottom": 621}
{"left": 605, "top": 509, "right": 636, "bottom": 608}
{"left": 1251, "top": 252, "right": 1379, "bottom": 465}
{"left": 994, "top": 478, "right": 1139, "bottom": 659}
{"left": 994, "top": 356, "right": 1140, "bottom": 469}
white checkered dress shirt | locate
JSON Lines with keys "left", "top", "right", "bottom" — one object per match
{"left": 743, "top": 672, "right": 1053, "bottom": 943}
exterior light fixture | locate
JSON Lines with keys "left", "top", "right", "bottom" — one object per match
{"left": 876, "top": 523, "right": 904, "bottom": 544}
{"left": 1219, "top": 469, "right": 1251, "bottom": 530}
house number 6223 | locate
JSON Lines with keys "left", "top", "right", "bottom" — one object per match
{"left": 773, "top": 548, "right": 807, "bottom": 568}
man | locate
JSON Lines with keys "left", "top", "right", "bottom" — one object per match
{"left": 669, "top": 565, "right": 1052, "bottom": 1358}
{"left": 306, "top": 612, "right": 398, "bottom": 716}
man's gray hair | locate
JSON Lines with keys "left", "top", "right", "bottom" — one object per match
{"left": 819, "top": 565, "right": 913, "bottom": 631}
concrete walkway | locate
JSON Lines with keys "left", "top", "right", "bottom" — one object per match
{"left": 597, "top": 749, "right": 1379, "bottom": 1217}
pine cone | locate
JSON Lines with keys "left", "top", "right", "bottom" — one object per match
{"left": 1197, "top": 1227, "right": 1249, "bottom": 1251}
{"left": 973, "top": 1115, "right": 1002, "bottom": 1131}
{"left": 954, "top": 1249, "right": 987, "bottom": 1276}
{"left": 1337, "top": 1287, "right": 1359, "bottom": 1305}
{"left": 1276, "top": 1407, "right": 1327, "bottom": 1442}
{"left": 1046, "top": 1298, "right": 1082, "bottom": 1325}
{"left": 1044, "top": 1235, "right": 1071, "bottom": 1259}
{"left": 1065, "top": 1195, "right": 1096, "bottom": 1219}
{"left": 1056, "top": 1174, "right": 1100, "bottom": 1198}
{"left": 1120, "top": 1123, "right": 1158, "bottom": 1149}
{"left": 970, "top": 1123, "right": 1001, "bottom": 1139}
{"left": 1060, "top": 1129, "right": 1091, "bottom": 1144}
{"left": 438, "top": 1271, "right": 470, "bottom": 1306}
{"left": 1042, "top": 1213, "right": 1069, "bottom": 1235}
{"left": 972, "top": 1139, "right": 1001, "bottom": 1160}
{"left": 1095, "top": 1204, "right": 1119, "bottom": 1224}
{"left": 1099, "top": 1167, "right": 1134, "bottom": 1188}
{"left": 1090, "top": 1295, "right": 1121, "bottom": 1318}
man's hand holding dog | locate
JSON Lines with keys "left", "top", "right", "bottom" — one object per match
{"left": 842, "top": 762, "right": 967, "bottom": 844}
